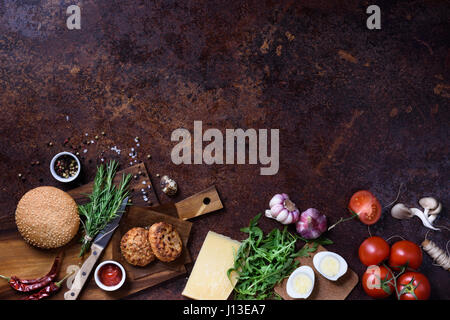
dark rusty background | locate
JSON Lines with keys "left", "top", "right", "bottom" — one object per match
{"left": 0, "top": 0, "right": 449, "bottom": 300}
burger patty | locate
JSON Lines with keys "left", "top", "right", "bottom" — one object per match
{"left": 148, "top": 222, "right": 183, "bottom": 262}
{"left": 120, "top": 227, "right": 156, "bottom": 267}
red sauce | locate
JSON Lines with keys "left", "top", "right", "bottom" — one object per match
{"left": 98, "top": 263, "right": 122, "bottom": 287}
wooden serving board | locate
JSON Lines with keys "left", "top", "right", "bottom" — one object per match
{"left": 0, "top": 160, "right": 225, "bottom": 300}
{"left": 111, "top": 206, "right": 192, "bottom": 281}
{"left": 0, "top": 163, "right": 181, "bottom": 300}
{"left": 274, "top": 244, "right": 359, "bottom": 300}
{"left": 152, "top": 186, "right": 223, "bottom": 220}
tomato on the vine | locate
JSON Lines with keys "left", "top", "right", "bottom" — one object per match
{"left": 358, "top": 236, "right": 390, "bottom": 266}
{"left": 388, "top": 240, "right": 423, "bottom": 271}
{"left": 362, "top": 265, "right": 395, "bottom": 299}
{"left": 397, "top": 272, "right": 431, "bottom": 300}
{"left": 348, "top": 190, "right": 382, "bottom": 225}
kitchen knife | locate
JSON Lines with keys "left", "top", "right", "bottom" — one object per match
{"left": 64, "top": 197, "right": 129, "bottom": 300}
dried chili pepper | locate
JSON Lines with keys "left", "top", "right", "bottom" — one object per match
{"left": 23, "top": 272, "right": 73, "bottom": 300}
{"left": 0, "top": 253, "right": 61, "bottom": 292}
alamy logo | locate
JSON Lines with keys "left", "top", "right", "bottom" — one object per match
{"left": 171, "top": 121, "right": 279, "bottom": 175}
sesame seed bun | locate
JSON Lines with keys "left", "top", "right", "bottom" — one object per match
{"left": 15, "top": 186, "right": 79, "bottom": 249}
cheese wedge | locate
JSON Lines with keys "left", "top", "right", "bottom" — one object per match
{"left": 182, "top": 231, "right": 241, "bottom": 300}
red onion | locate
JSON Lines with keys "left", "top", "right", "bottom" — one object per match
{"left": 295, "top": 208, "right": 327, "bottom": 239}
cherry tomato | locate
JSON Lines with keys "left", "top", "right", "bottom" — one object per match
{"left": 397, "top": 272, "right": 431, "bottom": 300}
{"left": 362, "top": 265, "right": 395, "bottom": 299}
{"left": 348, "top": 190, "right": 382, "bottom": 225}
{"left": 358, "top": 236, "right": 390, "bottom": 266}
{"left": 388, "top": 240, "right": 422, "bottom": 271}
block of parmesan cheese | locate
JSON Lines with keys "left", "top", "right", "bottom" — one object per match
{"left": 182, "top": 231, "right": 241, "bottom": 300}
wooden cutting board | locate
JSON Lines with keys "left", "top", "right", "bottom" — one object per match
{"left": 111, "top": 206, "right": 192, "bottom": 281}
{"left": 0, "top": 163, "right": 179, "bottom": 300}
{"left": 274, "top": 244, "right": 359, "bottom": 300}
{"left": 0, "top": 161, "right": 225, "bottom": 299}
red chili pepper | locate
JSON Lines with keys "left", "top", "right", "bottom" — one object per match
{"left": 23, "top": 272, "right": 73, "bottom": 300}
{"left": 0, "top": 253, "right": 61, "bottom": 292}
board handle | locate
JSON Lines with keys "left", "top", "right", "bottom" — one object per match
{"left": 175, "top": 185, "right": 223, "bottom": 220}
{"left": 64, "top": 244, "right": 103, "bottom": 300}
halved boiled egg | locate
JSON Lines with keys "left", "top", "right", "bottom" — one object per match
{"left": 313, "top": 251, "right": 348, "bottom": 281}
{"left": 286, "top": 266, "right": 315, "bottom": 299}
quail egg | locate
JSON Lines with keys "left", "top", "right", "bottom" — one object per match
{"left": 286, "top": 266, "right": 315, "bottom": 299}
{"left": 313, "top": 251, "right": 348, "bottom": 281}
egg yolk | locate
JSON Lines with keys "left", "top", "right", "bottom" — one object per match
{"left": 320, "top": 256, "right": 340, "bottom": 277}
{"left": 293, "top": 274, "right": 312, "bottom": 295}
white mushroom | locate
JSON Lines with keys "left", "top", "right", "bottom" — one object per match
{"left": 419, "top": 197, "right": 439, "bottom": 216}
{"left": 391, "top": 203, "right": 414, "bottom": 219}
{"left": 410, "top": 208, "right": 440, "bottom": 231}
{"left": 428, "top": 214, "right": 438, "bottom": 224}
{"left": 429, "top": 202, "right": 442, "bottom": 215}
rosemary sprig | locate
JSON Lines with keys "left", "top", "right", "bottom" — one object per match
{"left": 78, "top": 160, "right": 132, "bottom": 256}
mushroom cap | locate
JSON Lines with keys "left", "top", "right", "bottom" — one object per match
{"left": 419, "top": 197, "right": 439, "bottom": 210}
{"left": 391, "top": 203, "right": 413, "bottom": 219}
{"left": 429, "top": 202, "right": 442, "bottom": 215}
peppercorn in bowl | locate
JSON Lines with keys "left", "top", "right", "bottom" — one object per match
{"left": 50, "top": 152, "right": 81, "bottom": 183}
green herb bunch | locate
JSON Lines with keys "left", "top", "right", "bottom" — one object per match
{"left": 78, "top": 160, "right": 131, "bottom": 256}
{"left": 227, "top": 214, "right": 300, "bottom": 300}
{"left": 228, "top": 213, "right": 332, "bottom": 300}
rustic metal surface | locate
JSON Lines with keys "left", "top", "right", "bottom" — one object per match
{"left": 0, "top": 0, "right": 449, "bottom": 300}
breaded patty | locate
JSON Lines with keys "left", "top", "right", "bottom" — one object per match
{"left": 120, "top": 227, "right": 155, "bottom": 267}
{"left": 148, "top": 222, "right": 183, "bottom": 262}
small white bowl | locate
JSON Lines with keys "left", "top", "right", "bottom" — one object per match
{"left": 50, "top": 151, "right": 81, "bottom": 183}
{"left": 286, "top": 266, "right": 315, "bottom": 299}
{"left": 94, "top": 260, "right": 126, "bottom": 292}
{"left": 313, "top": 251, "right": 348, "bottom": 281}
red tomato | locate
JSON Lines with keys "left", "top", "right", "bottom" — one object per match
{"left": 388, "top": 240, "right": 423, "bottom": 271}
{"left": 362, "top": 265, "right": 395, "bottom": 299}
{"left": 397, "top": 272, "right": 431, "bottom": 300}
{"left": 358, "top": 236, "right": 390, "bottom": 266}
{"left": 348, "top": 190, "right": 382, "bottom": 225}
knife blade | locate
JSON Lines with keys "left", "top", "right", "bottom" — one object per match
{"left": 64, "top": 197, "right": 128, "bottom": 300}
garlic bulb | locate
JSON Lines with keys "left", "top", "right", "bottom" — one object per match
{"left": 160, "top": 175, "right": 178, "bottom": 196}
{"left": 265, "top": 193, "right": 300, "bottom": 224}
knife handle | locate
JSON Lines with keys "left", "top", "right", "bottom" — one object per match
{"left": 64, "top": 244, "right": 103, "bottom": 300}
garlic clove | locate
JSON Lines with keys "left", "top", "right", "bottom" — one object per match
{"left": 410, "top": 208, "right": 440, "bottom": 231}
{"left": 419, "top": 197, "right": 439, "bottom": 211}
{"left": 270, "top": 204, "right": 285, "bottom": 217}
{"left": 276, "top": 209, "right": 289, "bottom": 223}
{"left": 269, "top": 194, "right": 285, "bottom": 208}
{"left": 429, "top": 202, "right": 442, "bottom": 215}
{"left": 391, "top": 203, "right": 413, "bottom": 219}
{"left": 284, "top": 214, "right": 293, "bottom": 225}
{"left": 265, "top": 209, "right": 273, "bottom": 219}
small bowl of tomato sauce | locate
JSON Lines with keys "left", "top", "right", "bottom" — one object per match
{"left": 94, "top": 261, "right": 126, "bottom": 291}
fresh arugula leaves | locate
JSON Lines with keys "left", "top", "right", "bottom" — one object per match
{"left": 228, "top": 214, "right": 333, "bottom": 300}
